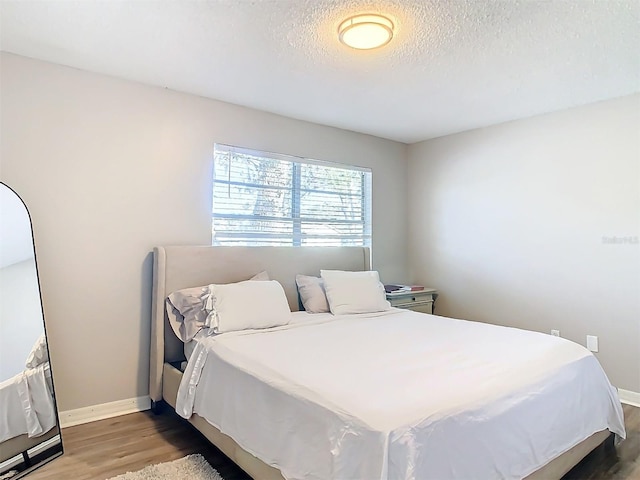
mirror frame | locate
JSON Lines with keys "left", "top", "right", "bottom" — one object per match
{"left": 0, "top": 182, "right": 63, "bottom": 478}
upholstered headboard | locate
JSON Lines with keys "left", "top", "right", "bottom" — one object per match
{"left": 149, "top": 246, "right": 371, "bottom": 403}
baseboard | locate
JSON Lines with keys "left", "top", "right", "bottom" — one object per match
{"left": 59, "top": 395, "right": 151, "bottom": 428}
{"left": 618, "top": 389, "right": 640, "bottom": 408}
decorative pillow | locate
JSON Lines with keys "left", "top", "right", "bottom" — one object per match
{"left": 295, "top": 274, "right": 330, "bottom": 313}
{"left": 25, "top": 334, "right": 49, "bottom": 368}
{"left": 249, "top": 270, "right": 270, "bottom": 281}
{"left": 166, "top": 271, "right": 269, "bottom": 342}
{"left": 205, "top": 280, "right": 291, "bottom": 333}
{"left": 166, "top": 286, "right": 209, "bottom": 343}
{"left": 320, "top": 270, "right": 391, "bottom": 315}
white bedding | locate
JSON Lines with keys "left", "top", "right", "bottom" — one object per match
{"left": 0, "top": 363, "right": 56, "bottom": 443}
{"left": 177, "top": 310, "right": 626, "bottom": 480}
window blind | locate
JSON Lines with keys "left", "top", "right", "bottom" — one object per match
{"left": 213, "top": 144, "right": 372, "bottom": 247}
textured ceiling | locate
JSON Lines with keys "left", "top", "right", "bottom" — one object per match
{"left": 1, "top": 0, "right": 638, "bottom": 143}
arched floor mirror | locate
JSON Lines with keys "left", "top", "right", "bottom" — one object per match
{"left": 0, "top": 182, "right": 63, "bottom": 478}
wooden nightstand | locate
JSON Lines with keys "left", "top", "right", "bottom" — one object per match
{"left": 386, "top": 289, "right": 438, "bottom": 314}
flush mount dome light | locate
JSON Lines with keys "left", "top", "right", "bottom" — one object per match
{"left": 338, "top": 14, "right": 394, "bottom": 50}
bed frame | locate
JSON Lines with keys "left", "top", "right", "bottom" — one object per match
{"left": 0, "top": 427, "right": 60, "bottom": 465}
{"left": 149, "top": 245, "right": 610, "bottom": 480}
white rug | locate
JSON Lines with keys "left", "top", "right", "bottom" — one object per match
{"left": 108, "top": 454, "right": 223, "bottom": 480}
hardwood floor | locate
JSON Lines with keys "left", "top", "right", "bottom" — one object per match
{"left": 23, "top": 404, "right": 639, "bottom": 480}
{"left": 565, "top": 404, "right": 639, "bottom": 480}
{"left": 25, "top": 410, "right": 250, "bottom": 480}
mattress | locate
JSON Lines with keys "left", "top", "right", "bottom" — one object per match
{"left": 177, "top": 309, "right": 626, "bottom": 480}
{"left": 0, "top": 363, "right": 56, "bottom": 443}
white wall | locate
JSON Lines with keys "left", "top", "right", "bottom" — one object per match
{"left": 0, "top": 53, "right": 408, "bottom": 411}
{"left": 0, "top": 259, "right": 44, "bottom": 380}
{"left": 408, "top": 95, "right": 640, "bottom": 391}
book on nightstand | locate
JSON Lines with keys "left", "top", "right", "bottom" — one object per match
{"left": 384, "top": 284, "right": 425, "bottom": 294}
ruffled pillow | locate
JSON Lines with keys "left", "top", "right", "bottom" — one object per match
{"left": 25, "top": 334, "right": 49, "bottom": 368}
{"left": 166, "top": 271, "right": 269, "bottom": 342}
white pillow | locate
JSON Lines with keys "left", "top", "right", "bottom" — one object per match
{"left": 25, "top": 334, "right": 49, "bottom": 368}
{"left": 296, "top": 274, "right": 330, "bottom": 313}
{"left": 205, "top": 280, "right": 291, "bottom": 333}
{"left": 166, "top": 271, "right": 269, "bottom": 342}
{"left": 320, "top": 270, "right": 391, "bottom": 315}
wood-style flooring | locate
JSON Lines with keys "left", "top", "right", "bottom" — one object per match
{"left": 25, "top": 404, "right": 639, "bottom": 480}
{"left": 25, "top": 410, "right": 250, "bottom": 480}
{"left": 565, "top": 403, "right": 639, "bottom": 480}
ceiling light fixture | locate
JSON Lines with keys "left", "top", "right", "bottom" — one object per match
{"left": 338, "top": 14, "right": 394, "bottom": 50}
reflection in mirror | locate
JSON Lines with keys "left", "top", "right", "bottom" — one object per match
{"left": 0, "top": 183, "right": 62, "bottom": 478}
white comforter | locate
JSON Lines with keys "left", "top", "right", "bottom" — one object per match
{"left": 177, "top": 310, "right": 626, "bottom": 480}
{"left": 0, "top": 363, "right": 56, "bottom": 443}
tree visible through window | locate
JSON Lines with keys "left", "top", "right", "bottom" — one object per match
{"left": 213, "top": 144, "right": 372, "bottom": 246}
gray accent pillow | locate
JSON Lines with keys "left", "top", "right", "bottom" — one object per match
{"left": 295, "top": 274, "right": 330, "bottom": 313}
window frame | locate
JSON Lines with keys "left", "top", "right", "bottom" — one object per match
{"left": 212, "top": 144, "right": 372, "bottom": 247}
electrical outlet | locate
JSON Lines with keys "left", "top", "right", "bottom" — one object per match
{"left": 587, "top": 335, "right": 598, "bottom": 352}
{"left": 551, "top": 330, "right": 560, "bottom": 337}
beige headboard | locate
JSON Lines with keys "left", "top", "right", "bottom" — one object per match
{"left": 150, "top": 246, "right": 371, "bottom": 403}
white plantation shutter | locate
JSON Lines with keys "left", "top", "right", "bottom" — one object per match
{"left": 213, "top": 144, "right": 372, "bottom": 246}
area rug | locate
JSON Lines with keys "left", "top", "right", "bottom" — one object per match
{"left": 107, "top": 454, "right": 223, "bottom": 480}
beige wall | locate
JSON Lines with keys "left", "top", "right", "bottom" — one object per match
{"left": 0, "top": 53, "right": 409, "bottom": 410}
{"left": 407, "top": 95, "right": 640, "bottom": 391}
{"left": 2, "top": 50, "right": 636, "bottom": 411}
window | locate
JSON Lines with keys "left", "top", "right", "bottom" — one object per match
{"left": 213, "top": 144, "right": 372, "bottom": 247}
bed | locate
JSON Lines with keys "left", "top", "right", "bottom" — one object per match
{"left": 150, "top": 245, "right": 625, "bottom": 480}
{"left": 0, "top": 360, "right": 59, "bottom": 466}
